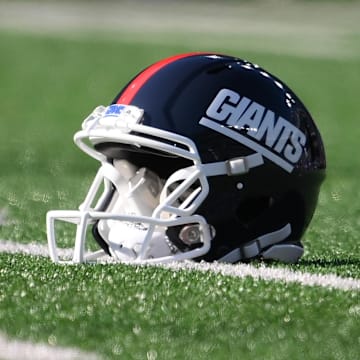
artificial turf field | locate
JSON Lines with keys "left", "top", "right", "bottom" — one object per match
{"left": 0, "top": 1, "right": 359, "bottom": 359}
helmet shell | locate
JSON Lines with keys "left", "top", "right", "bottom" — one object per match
{"left": 100, "top": 53, "right": 326, "bottom": 260}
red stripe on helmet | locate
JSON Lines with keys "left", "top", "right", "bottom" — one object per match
{"left": 116, "top": 52, "right": 207, "bottom": 104}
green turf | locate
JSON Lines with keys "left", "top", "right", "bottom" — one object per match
{"left": 0, "top": 31, "right": 359, "bottom": 274}
{"left": 1, "top": 253, "right": 359, "bottom": 360}
{"left": 0, "top": 22, "right": 359, "bottom": 359}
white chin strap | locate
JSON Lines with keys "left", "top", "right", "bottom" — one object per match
{"left": 107, "top": 223, "right": 172, "bottom": 261}
{"left": 96, "top": 160, "right": 173, "bottom": 261}
{"left": 95, "top": 158, "right": 212, "bottom": 262}
{"left": 218, "top": 223, "right": 304, "bottom": 264}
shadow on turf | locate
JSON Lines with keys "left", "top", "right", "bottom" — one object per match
{"left": 299, "top": 257, "right": 360, "bottom": 267}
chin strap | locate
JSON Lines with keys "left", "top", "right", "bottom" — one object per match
{"left": 218, "top": 223, "right": 304, "bottom": 264}
{"left": 202, "top": 153, "right": 264, "bottom": 177}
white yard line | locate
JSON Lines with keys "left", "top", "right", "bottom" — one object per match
{"left": 1, "top": 239, "right": 359, "bottom": 291}
{"left": 0, "top": 332, "right": 100, "bottom": 360}
{"left": 162, "top": 260, "right": 360, "bottom": 292}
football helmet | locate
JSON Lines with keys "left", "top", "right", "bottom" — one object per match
{"left": 47, "top": 52, "right": 326, "bottom": 264}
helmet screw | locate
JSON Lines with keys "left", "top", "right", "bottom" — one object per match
{"left": 179, "top": 225, "right": 201, "bottom": 246}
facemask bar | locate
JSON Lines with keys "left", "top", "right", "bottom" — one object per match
{"left": 47, "top": 163, "right": 213, "bottom": 263}
{"left": 47, "top": 104, "right": 264, "bottom": 263}
{"left": 74, "top": 105, "right": 204, "bottom": 165}
{"left": 47, "top": 166, "right": 112, "bottom": 263}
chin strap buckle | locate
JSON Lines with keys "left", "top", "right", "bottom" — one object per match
{"left": 218, "top": 223, "right": 303, "bottom": 264}
{"left": 260, "top": 243, "right": 304, "bottom": 263}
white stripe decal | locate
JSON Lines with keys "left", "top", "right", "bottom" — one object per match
{"left": 1, "top": 240, "right": 359, "bottom": 291}
{"left": 199, "top": 117, "right": 294, "bottom": 172}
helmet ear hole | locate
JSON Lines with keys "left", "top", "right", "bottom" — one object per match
{"left": 235, "top": 192, "right": 306, "bottom": 245}
{"left": 236, "top": 196, "right": 273, "bottom": 228}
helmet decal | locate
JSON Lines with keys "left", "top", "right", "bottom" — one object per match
{"left": 199, "top": 88, "right": 306, "bottom": 173}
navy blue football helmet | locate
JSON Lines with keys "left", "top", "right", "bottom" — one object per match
{"left": 47, "top": 53, "right": 326, "bottom": 264}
